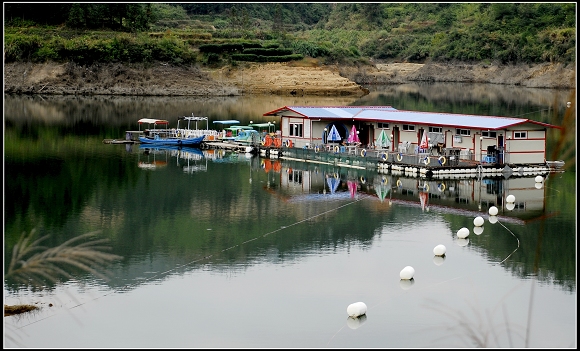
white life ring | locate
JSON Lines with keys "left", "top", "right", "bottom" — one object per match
{"left": 381, "top": 153, "right": 388, "bottom": 161}
{"left": 437, "top": 183, "right": 446, "bottom": 192}
{"left": 315, "top": 145, "right": 320, "bottom": 153}
{"left": 361, "top": 149, "right": 367, "bottom": 157}
{"left": 423, "top": 183, "right": 430, "bottom": 192}
{"left": 360, "top": 176, "right": 366, "bottom": 184}
{"left": 334, "top": 145, "right": 340, "bottom": 153}
{"left": 423, "top": 156, "right": 430, "bottom": 165}
{"left": 397, "top": 153, "right": 403, "bottom": 162}
{"left": 286, "top": 140, "right": 293, "bottom": 148}
{"left": 438, "top": 156, "right": 446, "bottom": 165}
{"left": 396, "top": 179, "right": 403, "bottom": 188}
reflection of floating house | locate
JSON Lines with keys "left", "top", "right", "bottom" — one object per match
{"left": 262, "top": 106, "right": 563, "bottom": 171}
{"left": 267, "top": 161, "right": 547, "bottom": 223}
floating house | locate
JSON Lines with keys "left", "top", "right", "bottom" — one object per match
{"left": 262, "top": 106, "right": 562, "bottom": 167}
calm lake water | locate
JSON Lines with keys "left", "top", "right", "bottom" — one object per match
{"left": 4, "top": 83, "right": 576, "bottom": 348}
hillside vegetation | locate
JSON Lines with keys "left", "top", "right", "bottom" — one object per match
{"left": 4, "top": 3, "right": 576, "bottom": 67}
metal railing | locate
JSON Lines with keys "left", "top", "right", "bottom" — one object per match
{"left": 279, "top": 144, "right": 476, "bottom": 169}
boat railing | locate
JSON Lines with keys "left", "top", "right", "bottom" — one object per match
{"left": 177, "top": 129, "right": 221, "bottom": 139}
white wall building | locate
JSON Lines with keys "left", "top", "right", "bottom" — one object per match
{"left": 263, "top": 106, "right": 561, "bottom": 166}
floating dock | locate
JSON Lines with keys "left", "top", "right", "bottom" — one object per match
{"left": 200, "top": 141, "right": 255, "bottom": 154}
{"left": 257, "top": 145, "right": 562, "bottom": 180}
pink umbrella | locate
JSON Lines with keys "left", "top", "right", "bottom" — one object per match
{"left": 419, "top": 191, "right": 428, "bottom": 211}
{"left": 347, "top": 125, "right": 360, "bottom": 144}
{"left": 348, "top": 180, "right": 357, "bottom": 198}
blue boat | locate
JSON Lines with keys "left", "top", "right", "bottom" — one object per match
{"left": 139, "top": 144, "right": 204, "bottom": 157}
{"left": 138, "top": 117, "right": 207, "bottom": 146}
{"left": 139, "top": 133, "right": 205, "bottom": 146}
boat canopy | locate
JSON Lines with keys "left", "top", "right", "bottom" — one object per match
{"left": 213, "top": 120, "right": 240, "bottom": 125}
{"left": 178, "top": 115, "right": 208, "bottom": 130}
{"left": 180, "top": 116, "right": 208, "bottom": 121}
{"left": 249, "top": 122, "right": 274, "bottom": 128}
{"left": 138, "top": 118, "right": 169, "bottom": 125}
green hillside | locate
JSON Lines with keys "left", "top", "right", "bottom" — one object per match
{"left": 4, "top": 3, "right": 576, "bottom": 66}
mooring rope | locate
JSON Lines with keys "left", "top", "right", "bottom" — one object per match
{"left": 16, "top": 194, "right": 373, "bottom": 329}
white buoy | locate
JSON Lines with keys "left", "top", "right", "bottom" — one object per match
{"left": 535, "top": 182, "right": 543, "bottom": 189}
{"left": 399, "top": 266, "right": 415, "bottom": 280}
{"left": 535, "top": 175, "right": 543, "bottom": 183}
{"left": 433, "top": 255, "right": 445, "bottom": 266}
{"left": 488, "top": 215, "right": 498, "bottom": 224}
{"left": 456, "top": 238, "right": 469, "bottom": 247}
{"left": 346, "top": 315, "right": 367, "bottom": 329}
{"left": 473, "top": 226, "right": 484, "bottom": 235}
{"left": 488, "top": 206, "right": 498, "bottom": 216}
{"left": 347, "top": 302, "right": 367, "bottom": 318}
{"left": 457, "top": 227, "right": 469, "bottom": 239}
{"left": 433, "top": 244, "right": 446, "bottom": 256}
{"left": 506, "top": 194, "right": 516, "bottom": 203}
{"left": 506, "top": 202, "right": 516, "bottom": 211}
{"left": 473, "top": 216, "right": 484, "bottom": 227}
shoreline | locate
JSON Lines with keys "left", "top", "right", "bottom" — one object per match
{"left": 3, "top": 61, "right": 575, "bottom": 97}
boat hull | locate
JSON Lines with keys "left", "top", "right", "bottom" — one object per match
{"left": 139, "top": 135, "right": 204, "bottom": 146}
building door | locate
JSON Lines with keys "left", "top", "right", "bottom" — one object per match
{"left": 497, "top": 135, "right": 504, "bottom": 164}
{"left": 392, "top": 126, "right": 399, "bottom": 150}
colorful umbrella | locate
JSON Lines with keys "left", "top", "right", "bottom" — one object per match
{"left": 348, "top": 180, "right": 357, "bottom": 198}
{"left": 420, "top": 131, "right": 429, "bottom": 149}
{"left": 327, "top": 125, "right": 342, "bottom": 142}
{"left": 419, "top": 191, "right": 429, "bottom": 211}
{"left": 375, "top": 129, "right": 391, "bottom": 148}
{"left": 326, "top": 174, "right": 340, "bottom": 194}
{"left": 347, "top": 125, "right": 360, "bottom": 144}
{"left": 375, "top": 183, "right": 390, "bottom": 202}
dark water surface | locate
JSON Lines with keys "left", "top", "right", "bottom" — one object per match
{"left": 4, "top": 83, "right": 576, "bottom": 348}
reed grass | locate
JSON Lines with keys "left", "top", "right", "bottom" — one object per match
{"left": 5, "top": 228, "right": 122, "bottom": 316}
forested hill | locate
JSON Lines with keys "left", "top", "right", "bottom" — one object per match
{"left": 4, "top": 3, "right": 576, "bottom": 66}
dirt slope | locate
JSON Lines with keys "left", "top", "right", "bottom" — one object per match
{"left": 3, "top": 60, "right": 575, "bottom": 97}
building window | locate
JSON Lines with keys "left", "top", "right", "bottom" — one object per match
{"left": 514, "top": 131, "right": 527, "bottom": 139}
{"left": 429, "top": 127, "right": 443, "bottom": 133}
{"left": 290, "top": 123, "right": 303, "bottom": 137}
{"left": 482, "top": 131, "right": 497, "bottom": 138}
{"left": 378, "top": 122, "right": 389, "bottom": 129}
{"left": 403, "top": 124, "right": 415, "bottom": 131}
{"left": 456, "top": 128, "right": 470, "bottom": 136}
{"left": 288, "top": 169, "right": 303, "bottom": 184}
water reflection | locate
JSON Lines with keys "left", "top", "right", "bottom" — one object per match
{"left": 4, "top": 85, "right": 575, "bottom": 348}
{"left": 346, "top": 314, "right": 367, "bottom": 329}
